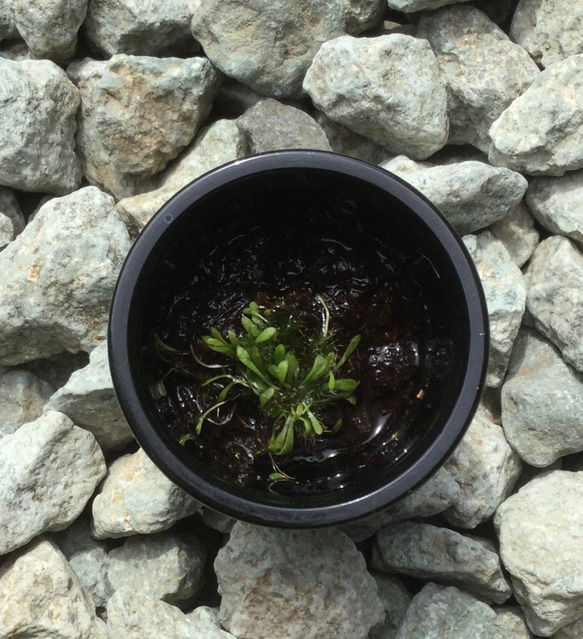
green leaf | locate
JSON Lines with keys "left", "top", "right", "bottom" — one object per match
{"left": 335, "top": 334, "right": 361, "bottom": 369}
{"left": 178, "top": 432, "right": 197, "bottom": 445}
{"left": 269, "top": 472, "right": 289, "bottom": 481}
{"left": 328, "top": 370, "right": 335, "bottom": 391}
{"left": 255, "top": 326, "right": 277, "bottom": 344}
{"left": 259, "top": 386, "right": 275, "bottom": 406}
{"left": 274, "top": 344, "right": 286, "bottom": 364}
{"left": 303, "top": 354, "right": 329, "bottom": 385}
{"left": 306, "top": 409, "right": 324, "bottom": 435}
{"left": 241, "top": 315, "right": 260, "bottom": 337}
{"left": 236, "top": 345, "right": 269, "bottom": 383}
{"left": 333, "top": 378, "right": 359, "bottom": 392}
{"left": 269, "top": 420, "right": 295, "bottom": 455}
{"left": 195, "top": 400, "right": 232, "bottom": 434}
{"left": 286, "top": 352, "right": 299, "bottom": 382}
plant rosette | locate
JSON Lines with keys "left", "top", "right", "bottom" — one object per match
{"left": 109, "top": 150, "right": 488, "bottom": 528}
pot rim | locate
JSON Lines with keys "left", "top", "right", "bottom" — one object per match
{"left": 109, "top": 150, "right": 489, "bottom": 528}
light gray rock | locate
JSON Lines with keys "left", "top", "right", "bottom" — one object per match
{"left": 501, "top": 328, "right": 583, "bottom": 467}
{"left": 464, "top": 231, "right": 526, "bottom": 387}
{"left": 370, "top": 574, "right": 412, "bottom": 639}
{"left": 341, "top": 466, "right": 460, "bottom": 542}
{"left": 510, "top": 0, "right": 583, "bottom": 68}
{"left": 215, "top": 522, "right": 384, "bottom": 639}
{"left": 493, "top": 607, "right": 534, "bottom": 639}
{"left": 488, "top": 202, "right": 540, "bottom": 268}
{"left": 237, "top": 98, "right": 332, "bottom": 153}
{"left": 107, "top": 532, "right": 206, "bottom": 605}
{"left": 442, "top": 406, "right": 522, "bottom": 528}
{"left": 388, "top": 0, "right": 472, "bottom": 10}
{"left": 0, "top": 186, "right": 24, "bottom": 250}
{"left": 495, "top": 470, "right": 583, "bottom": 635}
{"left": 0, "top": 538, "right": 107, "bottom": 638}
{"left": 68, "top": 55, "right": 221, "bottom": 200}
{"left": 343, "top": 0, "right": 384, "bottom": 34}
{"left": 91, "top": 447, "right": 201, "bottom": 539}
{"left": 373, "top": 522, "right": 512, "bottom": 604}
{"left": 525, "top": 235, "right": 583, "bottom": 373}
{"left": 0, "top": 0, "right": 17, "bottom": 41}
{"left": 106, "top": 586, "right": 236, "bottom": 638}
{"left": 10, "top": 0, "right": 88, "bottom": 60}
{"left": 489, "top": 55, "right": 583, "bottom": 176}
{"left": 417, "top": 5, "right": 539, "bottom": 153}
{"left": 382, "top": 156, "right": 527, "bottom": 235}
{"left": 191, "top": 0, "right": 345, "bottom": 98}
{"left": 84, "top": 0, "right": 200, "bottom": 57}
{"left": 0, "top": 58, "right": 81, "bottom": 194}
{"left": 526, "top": 170, "right": 583, "bottom": 245}
{"left": 0, "top": 411, "right": 106, "bottom": 556}
{"left": 45, "top": 341, "right": 133, "bottom": 451}
{"left": 201, "top": 507, "right": 236, "bottom": 533}
{"left": 0, "top": 187, "right": 131, "bottom": 365}
{"left": 555, "top": 616, "right": 583, "bottom": 638}
{"left": 304, "top": 34, "right": 448, "bottom": 160}
{"left": 117, "top": 117, "right": 248, "bottom": 234}
{"left": 0, "top": 369, "right": 54, "bottom": 438}
{"left": 394, "top": 582, "right": 501, "bottom": 639}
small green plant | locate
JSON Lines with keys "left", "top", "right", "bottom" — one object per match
{"left": 184, "top": 297, "right": 361, "bottom": 456}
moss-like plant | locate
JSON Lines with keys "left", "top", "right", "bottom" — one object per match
{"left": 179, "top": 297, "right": 361, "bottom": 456}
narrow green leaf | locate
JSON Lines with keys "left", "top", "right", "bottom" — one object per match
{"left": 335, "top": 334, "right": 361, "bottom": 369}
{"left": 178, "top": 432, "right": 197, "bottom": 445}
{"left": 259, "top": 386, "right": 275, "bottom": 406}
{"left": 274, "top": 343, "right": 286, "bottom": 365}
{"left": 331, "top": 417, "right": 343, "bottom": 433}
{"left": 241, "top": 315, "right": 260, "bottom": 336}
{"left": 306, "top": 409, "right": 323, "bottom": 435}
{"left": 328, "top": 370, "right": 335, "bottom": 391}
{"left": 255, "top": 326, "right": 277, "bottom": 344}
{"left": 333, "top": 378, "right": 359, "bottom": 392}
{"left": 303, "top": 354, "right": 328, "bottom": 384}
{"left": 286, "top": 352, "right": 299, "bottom": 382}
{"left": 269, "top": 420, "right": 295, "bottom": 455}
{"left": 236, "top": 345, "right": 269, "bottom": 382}
{"left": 195, "top": 400, "right": 231, "bottom": 434}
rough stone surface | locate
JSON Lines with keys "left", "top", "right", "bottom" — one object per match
{"left": 0, "top": 368, "right": 54, "bottom": 438}
{"left": 442, "top": 406, "right": 522, "bottom": 528}
{"left": 215, "top": 522, "right": 384, "bottom": 639}
{"left": 45, "top": 341, "right": 133, "bottom": 451}
{"left": 370, "top": 574, "right": 412, "bottom": 639}
{"left": 488, "top": 202, "right": 540, "bottom": 268}
{"left": 0, "top": 1, "right": 17, "bottom": 41}
{"left": 495, "top": 470, "right": 583, "bottom": 635}
{"left": 0, "top": 58, "right": 81, "bottom": 194}
{"left": 525, "top": 235, "right": 583, "bottom": 373}
{"left": 493, "top": 607, "right": 533, "bottom": 638}
{"left": 0, "top": 538, "right": 107, "bottom": 638}
{"left": 117, "top": 117, "right": 247, "bottom": 234}
{"left": 0, "top": 186, "right": 24, "bottom": 250}
{"left": 555, "top": 616, "right": 583, "bottom": 639}
{"left": 0, "top": 187, "right": 131, "bottom": 365}
{"left": 394, "top": 582, "right": 501, "bottom": 639}
{"left": 510, "top": 0, "right": 583, "bottom": 68}
{"left": 489, "top": 55, "right": 583, "bottom": 176}
{"left": 382, "top": 156, "right": 527, "bottom": 235}
{"left": 526, "top": 170, "right": 583, "bottom": 245}
{"left": 10, "top": 0, "right": 88, "bottom": 60}
{"left": 237, "top": 98, "right": 332, "bottom": 154}
{"left": 417, "top": 5, "right": 539, "bottom": 152}
{"left": 68, "top": 55, "right": 221, "bottom": 200}
{"left": 191, "top": 0, "right": 345, "bottom": 98}
{"left": 388, "top": 0, "right": 472, "bottom": 10}
{"left": 463, "top": 231, "right": 527, "bottom": 387}
{"left": 107, "top": 532, "right": 206, "bottom": 605}
{"left": 84, "top": 0, "right": 200, "bottom": 57}
{"left": 304, "top": 34, "right": 448, "bottom": 160}
{"left": 501, "top": 328, "right": 583, "bottom": 467}
{"left": 372, "top": 522, "right": 512, "bottom": 604}
{"left": 343, "top": 0, "right": 384, "bottom": 34}
{"left": 91, "top": 447, "right": 201, "bottom": 539}
{"left": 0, "top": 411, "right": 106, "bottom": 556}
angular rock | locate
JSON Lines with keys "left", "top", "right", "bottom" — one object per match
{"left": 117, "top": 117, "right": 248, "bottom": 234}
{"left": 555, "top": 616, "right": 583, "bottom": 639}
{"left": 0, "top": 1, "right": 17, "bottom": 41}
{"left": 442, "top": 407, "right": 522, "bottom": 528}
{"left": 304, "top": 34, "right": 448, "bottom": 160}
{"left": 191, "top": 0, "right": 345, "bottom": 98}
{"left": 91, "top": 447, "right": 201, "bottom": 539}
{"left": 106, "top": 586, "right": 236, "bottom": 638}
{"left": 372, "top": 522, "right": 512, "bottom": 604}
{"left": 343, "top": 0, "right": 385, "bottom": 35}
{"left": 68, "top": 55, "right": 221, "bottom": 200}
{"left": 0, "top": 368, "right": 54, "bottom": 438}
{"left": 0, "top": 58, "right": 81, "bottom": 194}
{"left": 395, "top": 582, "right": 501, "bottom": 639}
{"left": 493, "top": 607, "right": 534, "bottom": 639}
{"left": 417, "top": 5, "right": 539, "bottom": 152}
{"left": 0, "top": 187, "right": 131, "bottom": 365}
{"left": 341, "top": 466, "right": 460, "bottom": 542}
{"left": 388, "top": 0, "right": 472, "bottom": 10}
{"left": 510, "top": 0, "right": 583, "bottom": 68}
{"left": 526, "top": 170, "right": 583, "bottom": 245}
{"left": 0, "top": 538, "right": 106, "bottom": 638}
{"left": 464, "top": 231, "right": 526, "bottom": 387}
{"left": 84, "top": 0, "right": 200, "bottom": 57}
{"left": 369, "top": 574, "right": 412, "bottom": 639}
{"left": 10, "top": 0, "right": 88, "bottom": 61}
{"left": 215, "top": 522, "right": 384, "bottom": 639}
{"left": 0, "top": 186, "right": 24, "bottom": 250}
{"left": 382, "top": 156, "right": 527, "bottom": 235}
{"left": 501, "top": 328, "right": 583, "bottom": 466}
{"left": 525, "top": 235, "right": 583, "bottom": 372}
{"left": 0, "top": 411, "right": 106, "bottom": 556}
{"left": 495, "top": 470, "right": 583, "bottom": 635}
{"left": 488, "top": 202, "right": 540, "bottom": 268}
{"left": 237, "top": 98, "right": 331, "bottom": 154}
{"left": 489, "top": 55, "right": 583, "bottom": 176}
{"left": 107, "top": 532, "right": 206, "bottom": 605}
{"left": 45, "top": 341, "right": 133, "bottom": 451}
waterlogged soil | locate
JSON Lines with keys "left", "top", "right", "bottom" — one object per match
{"left": 146, "top": 214, "right": 454, "bottom": 496}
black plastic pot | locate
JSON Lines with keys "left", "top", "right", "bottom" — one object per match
{"left": 109, "top": 150, "right": 488, "bottom": 528}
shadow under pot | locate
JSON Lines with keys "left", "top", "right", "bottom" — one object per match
{"left": 108, "top": 150, "right": 488, "bottom": 528}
